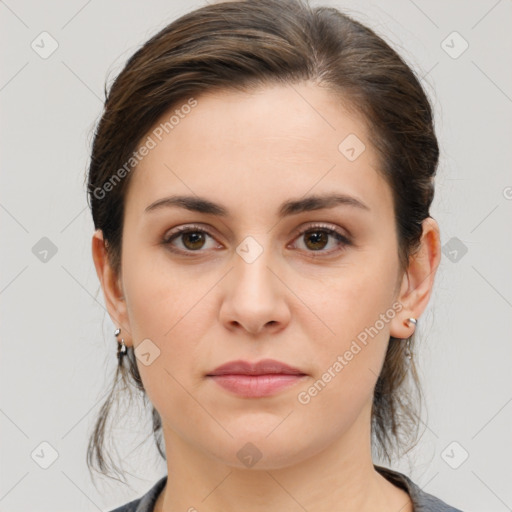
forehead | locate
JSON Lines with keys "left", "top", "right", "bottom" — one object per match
{"left": 125, "top": 82, "right": 392, "bottom": 220}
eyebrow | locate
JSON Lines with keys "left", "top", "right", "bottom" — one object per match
{"left": 144, "top": 192, "right": 370, "bottom": 217}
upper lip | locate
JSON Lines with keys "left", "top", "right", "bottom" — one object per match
{"left": 207, "top": 359, "right": 306, "bottom": 376}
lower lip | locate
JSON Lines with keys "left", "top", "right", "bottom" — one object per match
{"left": 208, "top": 374, "right": 306, "bottom": 397}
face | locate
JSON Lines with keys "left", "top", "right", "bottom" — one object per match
{"left": 100, "top": 82, "right": 413, "bottom": 469}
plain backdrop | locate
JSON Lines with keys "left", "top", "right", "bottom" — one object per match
{"left": 1, "top": 0, "right": 511, "bottom": 511}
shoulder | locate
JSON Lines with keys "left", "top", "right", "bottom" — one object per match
{"left": 107, "top": 476, "right": 167, "bottom": 512}
{"left": 108, "top": 499, "right": 140, "bottom": 512}
{"left": 374, "top": 464, "right": 465, "bottom": 512}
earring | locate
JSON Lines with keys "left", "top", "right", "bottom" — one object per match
{"left": 115, "top": 327, "right": 127, "bottom": 363}
{"left": 404, "top": 317, "right": 417, "bottom": 360}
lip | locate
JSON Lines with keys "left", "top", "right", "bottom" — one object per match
{"left": 206, "top": 359, "right": 307, "bottom": 398}
{"left": 207, "top": 359, "right": 305, "bottom": 376}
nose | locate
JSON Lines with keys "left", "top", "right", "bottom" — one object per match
{"left": 218, "top": 241, "right": 291, "bottom": 336}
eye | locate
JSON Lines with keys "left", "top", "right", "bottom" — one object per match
{"left": 162, "top": 223, "right": 352, "bottom": 256}
{"left": 162, "top": 224, "right": 220, "bottom": 254}
{"left": 290, "top": 223, "right": 351, "bottom": 256}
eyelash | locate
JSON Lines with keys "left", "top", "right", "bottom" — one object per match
{"left": 162, "top": 223, "right": 352, "bottom": 258}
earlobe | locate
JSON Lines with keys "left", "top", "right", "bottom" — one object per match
{"left": 91, "top": 229, "right": 132, "bottom": 345}
{"left": 389, "top": 217, "right": 441, "bottom": 340}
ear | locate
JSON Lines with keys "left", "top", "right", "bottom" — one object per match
{"left": 389, "top": 217, "right": 441, "bottom": 339}
{"left": 91, "top": 229, "right": 133, "bottom": 347}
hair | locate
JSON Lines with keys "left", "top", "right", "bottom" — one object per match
{"left": 86, "top": 0, "right": 438, "bottom": 483}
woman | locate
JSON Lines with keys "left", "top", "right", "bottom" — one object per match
{"left": 86, "top": 0, "right": 464, "bottom": 510}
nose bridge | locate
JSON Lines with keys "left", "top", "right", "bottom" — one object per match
{"left": 232, "top": 233, "right": 278, "bottom": 300}
{"left": 220, "top": 232, "right": 288, "bottom": 334}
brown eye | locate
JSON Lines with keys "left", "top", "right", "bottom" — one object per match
{"left": 163, "top": 225, "right": 219, "bottom": 255}
{"left": 180, "top": 231, "right": 207, "bottom": 250}
{"left": 291, "top": 224, "right": 352, "bottom": 256}
{"left": 162, "top": 223, "right": 351, "bottom": 257}
{"left": 303, "top": 230, "right": 330, "bottom": 251}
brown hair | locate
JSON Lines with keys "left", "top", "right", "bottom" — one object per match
{"left": 86, "top": 0, "right": 438, "bottom": 483}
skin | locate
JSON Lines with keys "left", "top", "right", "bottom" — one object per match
{"left": 92, "top": 81, "right": 441, "bottom": 511}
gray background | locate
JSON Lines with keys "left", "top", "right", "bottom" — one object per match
{"left": 1, "top": 0, "right": 511, "bottom": 510}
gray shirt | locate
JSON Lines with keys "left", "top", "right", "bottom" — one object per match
{"left": 108, "top": 464, "right": 464, "bottom": 512}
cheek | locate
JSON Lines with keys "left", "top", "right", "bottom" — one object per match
{"left": 121, "top": 245, "right": 228, "bottom": 400}
{"left": 302, "top": 253, "right": 398, "bottom": 342}
{"left": 295, "top": 251, "right": 398, "bottom": 395}
{"left": 123, "top": 242, "right": 204, "bottom": 336}
{"left": 291, "top": 295, "right": 395, "bottom": 442}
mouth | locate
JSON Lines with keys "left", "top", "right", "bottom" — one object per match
{"left": 206, "top": 359, "right": 307, "bottom": 398}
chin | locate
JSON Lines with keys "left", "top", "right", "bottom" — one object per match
{"left": 200, "top": 428, "right": 323, "bottom": 471}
